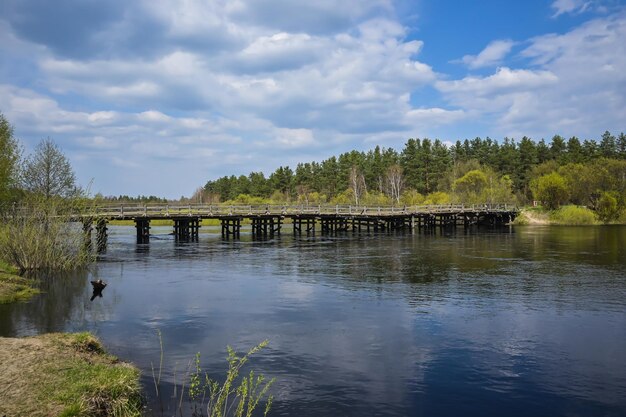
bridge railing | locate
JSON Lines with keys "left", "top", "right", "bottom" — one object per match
{"left": 91, "top": 203, "right": 517, "bottom": 218}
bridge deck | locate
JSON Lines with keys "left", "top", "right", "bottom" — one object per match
{"left": 89, "top": 203, "right": 517, "bottom": 220}
{"left": 79, "top": 204, "right": 518, "bottom": 247}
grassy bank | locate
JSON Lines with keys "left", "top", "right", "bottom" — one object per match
{"left": 0, "top": 332, "right": 142, "bottom": 417}
{"left": 0, "top": 261, "right": 39, "bottom": 303}
{"left": 512, "top": 206, "right": 620, "bottom": 226}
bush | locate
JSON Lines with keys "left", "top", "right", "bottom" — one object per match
{"left": 550, "top": 205, "right": 597, "bottom": 225}
{"left": 400, "top": 189, "right": 424, "bottom": 206}
{"left": 423, "top": 191, "right": 451, "bottom": 205}
{"left": 361, "top": 191, "right": 392, "bottom": 206}
{"left": 0, "top": 201, "right": 92, "bottom": 273}
{"left": 595, "top": 191, "right": 622, "bottom": 223}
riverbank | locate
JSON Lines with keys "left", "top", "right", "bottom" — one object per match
{"left": 0, "top": 262, "right": 39, "bottom": 303}
{"left": 0, "top": 332, "right": 142, "bottom": 417}
{"left": 514, "top": 206, "right": 626, "bottom": 226}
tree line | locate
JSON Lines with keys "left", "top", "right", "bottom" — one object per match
{"left": 199, "top": 132, "right": 626, "bottom": 217}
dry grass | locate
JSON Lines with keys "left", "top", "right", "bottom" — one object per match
{"left": 513, "top": 208, "right": 550, "bottom": 225}
{"left": 0, "top": 333, "right": 142, "bottom": 417}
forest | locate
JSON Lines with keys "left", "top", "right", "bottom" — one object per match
{"left": 198, "top": 132, "right": 626, "bottom": 220}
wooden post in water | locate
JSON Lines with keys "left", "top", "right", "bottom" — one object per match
{"left": 221, "top": 217, "right": 241, "bottom": 239}
{"left": 135, "top": 218, "right": 150, "bottom": 244}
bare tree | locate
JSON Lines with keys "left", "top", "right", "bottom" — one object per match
{"left": 190, "top": 187, "right": 207, "bottom": 204}
{"left": 349, "top": 166, "right": 366, "bottom": 205}
{"left": 385, "top": 164, "right": 404, "bottom": 204}
{"left": 22, "top": 138, "right": 78, "bottom": 200}
{"left": 296, "top": 184, "right": 311, "bottom": 205}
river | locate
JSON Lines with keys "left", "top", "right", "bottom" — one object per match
{"left": 1, "top": 225, "right": 625, "bottom": 416}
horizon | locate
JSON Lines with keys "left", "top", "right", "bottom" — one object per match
{"left": 1, "top": 1, "right": 625, "bottom": 199}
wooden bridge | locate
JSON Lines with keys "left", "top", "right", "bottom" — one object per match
{"left": 82, "top": 203, "right": 518, "bottom": 248}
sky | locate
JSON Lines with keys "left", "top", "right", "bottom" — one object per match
{"left": 1, "top": 0, "right": 625, "bottom": 198}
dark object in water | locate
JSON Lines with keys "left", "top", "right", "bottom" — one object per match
{"left": 90, "top": 279, "right": 107, "bottom": 301}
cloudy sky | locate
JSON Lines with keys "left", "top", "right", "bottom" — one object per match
{"left": 1, "top": 0, "right": 625, "bottom": 198}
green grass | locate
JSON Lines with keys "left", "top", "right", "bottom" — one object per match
{"left": 0, "top": 332, "right": 142, "bottom": 417}
{"left": 0, "top": 262, "right": 39, "bottom": 304}
{"left": 550, "top": 205, "right": 598, "bottom": 225}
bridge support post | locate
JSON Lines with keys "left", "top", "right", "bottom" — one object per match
{"left": 96, "top": 218, "right": 108, "bottom": 252}
{"left": 173, "top": 218, "right": 201, "bottom": 241}
{"left": 252, "top": 216, "right": 281, "bottom": 238}
{"left": 135, "top": 218, "right": 150, "bottom": 244}
{"left": 221, "top": 218, "right": 241, "bottom": 239}
{"left": 293, "top": 216, "right": 316, "bottom": 235}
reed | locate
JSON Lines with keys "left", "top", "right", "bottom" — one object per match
{"left": 151, "top": 331, "right": 275, "bottom": 417}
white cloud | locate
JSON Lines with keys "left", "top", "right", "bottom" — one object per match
{"left": 405, "top": 108, "right": 466, "bottom": 125}
{"left": 551, "top": 0, "right": 592, "bottom": 17}
{"left": 437, "top": 67, "right": 558, "bottom": 97}
{"left": 460, "top": 40, "right": 515, "bottom": 69}
{"left": 36, "top": 16, "right": 437, "bottom": 138}
{"left": 1, "top": 1, "right": 624, "bottom": 197}
{"left": 436, "top": 11, "right": 626, "bottom": 139}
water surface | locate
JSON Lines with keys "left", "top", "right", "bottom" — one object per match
{"left": 1, "top": 225, "right": 625, "bottom": 416}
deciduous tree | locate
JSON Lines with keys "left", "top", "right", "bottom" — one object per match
{"left": 21, "top": 138, "right": 78, "bottom": 201}
{"left": 531, "top": 172, "right": 569, "bottom": 210}
{"left": 0, "top": 113, "right": 21, "bottom": 205}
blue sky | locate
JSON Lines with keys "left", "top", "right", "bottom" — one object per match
{"left": 1, "top": 0, "right": 625, "bottom": 198}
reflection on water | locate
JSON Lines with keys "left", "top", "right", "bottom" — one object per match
{"left": 1, "top": 225, "right": 625, "bottom": 417}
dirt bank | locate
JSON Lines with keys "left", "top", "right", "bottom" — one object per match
{"left": 0, "top": 332, "right": 142, "bottom": 417}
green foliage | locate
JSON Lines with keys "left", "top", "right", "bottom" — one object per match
{"left": 423, "top": 191, "right": 451, "bottom": 205}
{"left": 200, "top": 130, "right": 625, "bottom": 209}
{"left": 329, "top": 189, "right": 353, "bottom": 205}
{"left": 557, "top": 163, "right": 595, "bottom": 205}
{"left": 21, "top": 138, "right": 79, "bottom": 201}
{"left": 531, "top": 172, "right": 569, "bottom": 210}
{"left": 453, "top": 170, "right": 487, "bottom": 201}
{"left": 224, "top": 194, "right": 269, "bottom": 205}
{"left": 187, "top": 341, "right": 275, "bottom": 417}
{"left": 596, "top": 192, "right": 621, "bottom": 223}
{"left": 296, "top": 191, "right": 327, "bottom": 205}
{"left": 400, "top": 189, "right": 424, "bottom": 205}
{"left": 0, "top": 266, "right": 39, "bottom": 303}
{"left": 362, "top": 191, "right": 392, "bottom": 206}
{"left": 550, "top": 206, "right": 597, "bottom": 225}
{"left": 451, "top": 168, "right": 516, "bottom": 205}
{"left": 0, "top": 198, "right": 93, "bottom": 273}
{"left": 0, "top": 113, "right": 21, "bottom": 206}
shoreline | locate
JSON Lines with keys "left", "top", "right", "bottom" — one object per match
{"left": 0, "top": 333, "right": 142, "bottom": 417}
{"left": 513, "top": 206, "right": 626, "bottom": 226}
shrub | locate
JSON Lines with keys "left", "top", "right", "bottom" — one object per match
{"left": 550, "top": 205, "right": 597, "bottom": 225}
{"left": 0, "top": 201, "right": 92, "bottom": 273}
{"left": 423, "top": 191, "right": 451, "bottom": 205}
{"left": 595, "top": 191, "right": 622, "bottom": 223}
